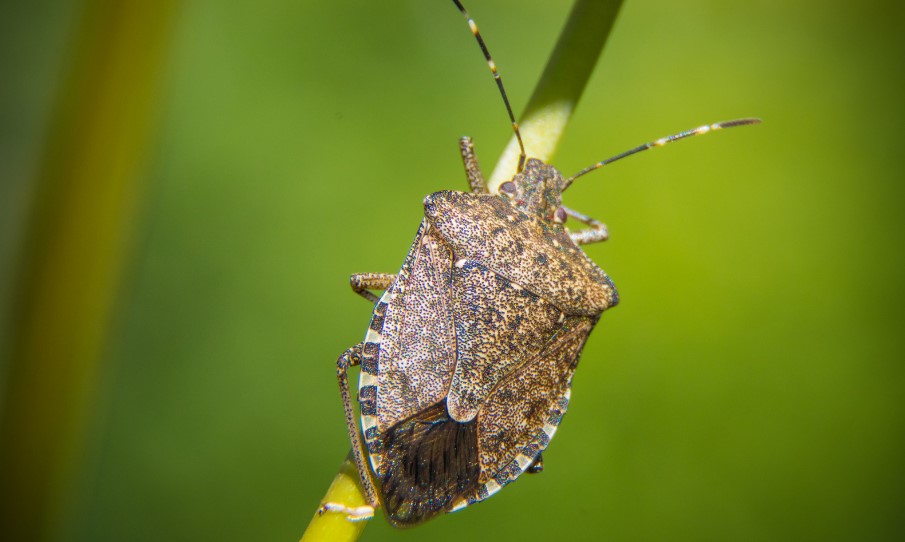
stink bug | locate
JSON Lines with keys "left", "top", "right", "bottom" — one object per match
{"left": 321, "top": 0, "right": 759, "bottom": 527}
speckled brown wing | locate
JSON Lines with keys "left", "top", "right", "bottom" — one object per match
{"left": 423, "top": 190, "right": 619, "bottom": 316}
{"left": 444, "top": 259, "right": 566, "bottom": 422}
{"left": 359, "top": 220, "right": 487, "bottom": 526}
{"left": 358, "top": 220, "right": 459, "bottom": 476}
{"left": 374, "top": 220, "right": 457, "bottom": 432}
{"left": 450, "top": 316, "right": 596, "bottom": 511}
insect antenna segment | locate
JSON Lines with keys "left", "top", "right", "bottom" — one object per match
{"left": 562, "top": 118, "right": 762, "bottom": 190}
{"left": 452, "top": 0, "right": 527, "bottom": 173}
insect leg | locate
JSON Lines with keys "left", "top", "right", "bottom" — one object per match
{"left": 459, "top": 136, "right": 488, "bottom": 193}
{"left": 318, "top": 344, "right": 379, "bottom": 521}
{"left": 350, "top": 273, "right": 397, "bottom": 304}
{"left": 564, "top": 206, "right": 610, "bottom": 245}
{"left": 527, "top": 452, "right": 544, "bottom": 474}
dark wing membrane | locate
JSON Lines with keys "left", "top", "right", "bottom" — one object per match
{"left": 377, "top": 222, "right": 458, "bottom": 432}
{"left": 379, "top": 400, "right": 480, "bottom": 527}
{"left": 424, "top": 191, "right": 618, "bottom": 316}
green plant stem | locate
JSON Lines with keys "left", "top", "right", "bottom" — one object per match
{"left": 488, "top": 0, "right": 623, "bottom": 192}
{"left": 301, "top": 1, "right": 622, "bottom": 540}
{"left": 300, "top": 454, "right": 370, "bottom": 542}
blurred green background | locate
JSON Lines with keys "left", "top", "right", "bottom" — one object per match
{"left": 1, "top": 0, "right": 903, "bottom": 541}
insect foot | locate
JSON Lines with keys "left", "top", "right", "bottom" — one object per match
{"left": 317, "top": 502, "right": 375, "bottom": 523}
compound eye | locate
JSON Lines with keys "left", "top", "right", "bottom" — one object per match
{"left": 499, "top": 181, "right": 517, "bottom": 197}
{"left": 553, "top": 206, "right": 568, "bottom": 224}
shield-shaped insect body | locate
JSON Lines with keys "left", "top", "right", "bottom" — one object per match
{"left": 353, "top": 159, "right": 618, "bottom": 526}
{"left": 322, "top": 0, "right": 759, "bottom": 529}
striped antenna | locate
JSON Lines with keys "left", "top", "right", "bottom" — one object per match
{"left": 562, "top": 118, "right": 762, "bottom": 190}
{"left": 452, "top": 0, "right": 527, "bottom": 173}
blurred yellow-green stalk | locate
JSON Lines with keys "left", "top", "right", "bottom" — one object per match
{"left": 1, "top": 1, "right": 903, "bottom": 541}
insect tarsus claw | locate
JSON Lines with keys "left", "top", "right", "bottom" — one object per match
{"left": 318, "top": 502, "right": 375, "bottom": 522}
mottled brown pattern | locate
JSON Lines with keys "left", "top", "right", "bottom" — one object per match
{"left": 476, "top": 317, "right": 593, "bottom": 479}
{"left": 376, "top": 222, "right": 457, "bottom": 433}
{"left": 510, "top": 157, "right": 567, "bottom": 220}
{"left": 446, "top": 261, "right": 564, "bottom": 422}
{"left": 349, "top": 153, "right": 619, "bottom": 526}
{"left": 326, "top": 2, "right": 646, "bottom": 527}
{"left": 423, "top": 162, "right": 618, "bottom": 315}
{"left": 354, "top": 158, "right": 619, "bottom": 522}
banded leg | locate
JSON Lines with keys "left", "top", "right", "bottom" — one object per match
{"left": 318, "top": 344, "right": 380, "bottom": 521}
{"left": 350, "top": 273, "right": 396, "bottom": 304}
{"left": 527, "top": 452, "right": 544, "bottom": 474}
{"left": 565, "top": 206, "right": 610, "bottom": 245}
{"left": 459, "top": 136, "right": 487, "bottom": 193}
